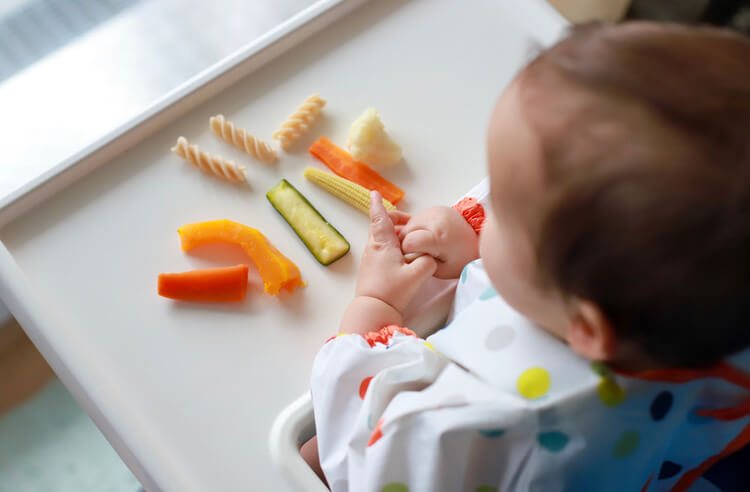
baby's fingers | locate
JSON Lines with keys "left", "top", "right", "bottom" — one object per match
{"left": 388, "top": 210, "right": 411, "bottom": 226}
{"left": 405, "top": 253, "right": 437, "bottom": 283}
{"left": 402, "top": 229, "right": 442, "bottom": 259}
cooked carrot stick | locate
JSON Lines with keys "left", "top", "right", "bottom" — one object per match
{"left": 158, "top": 264, "right": 249, "bottom": 302}
{"left": 309, "top": 136, "right": 405, "bottom": 204}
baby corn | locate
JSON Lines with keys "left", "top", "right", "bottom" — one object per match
{"left": 303, "top": 167, "right": 396, "bottom": 214}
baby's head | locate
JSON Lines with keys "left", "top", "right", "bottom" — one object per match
{"left": 480, "top": 22, "right": 750, "bottom": 369}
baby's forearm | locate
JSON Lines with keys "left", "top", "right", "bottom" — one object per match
{"left": 339, "top": 295, "right": 404, "bottom": 335}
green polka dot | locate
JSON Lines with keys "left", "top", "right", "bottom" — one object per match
{"left": 475, "top": 486, "right": 498, "bottom": 492}
{"left": 517, "top": 367, "right": 550, "bottom": 399}
{"left": 381, "top": 484, "right": 409, "bottom": 492}
{"left": 590, "top": 361, "right": 611, "bottom": 377}
{"left": 597, "top": 377, "right": 625, "bottom": 406}
{"left": 479, "top": 286, "right": 498, "bottom": 300}
{"left": 478, "top": 429, "right": 505, "bottom": 438}
{"left": 461, "top": 264, "right": 469, "bottom": 284}
{"left": 614, "top": 430, "right": 640, "bottom": 458}
{"left": 538, "top": 431, "right": 569, "bottom": 452}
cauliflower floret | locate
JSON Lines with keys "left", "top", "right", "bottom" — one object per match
{"left": 347, "top": 108, "right": 402, "bottom": 167}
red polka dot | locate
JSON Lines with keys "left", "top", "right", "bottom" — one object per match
{"left": 359, "top": 376, "right": 374, "bottom": 400}
{"left": 368, "top": 419, "right": 384, "bottom": 447}
{"left": 641, "top": 473, "right": 654, "bottom": 492}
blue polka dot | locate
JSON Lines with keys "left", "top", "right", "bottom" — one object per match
{"left": 650, "top": 391, "right": 673, "bottom": 421}
{"left": 658, "top": 461, "right": 683, "bottom": 480}
{"left": 478, "top": 429, "right": 505, "bottom": 438}
{"left": 479, "top": 286, "right": 498, "bottom": 300}
{"left": 687, "top": 409, "right": 713, "bottom": 426}
{"left": 460, "top": 264, "right": 469, "bottom": 284}
{"left": 538, "top": 431, "right": 569, "bottom": 452}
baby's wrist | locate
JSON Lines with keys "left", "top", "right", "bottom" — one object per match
{"left": 354, "top": 293, "right": 405, "bottom": 321}
{"left": 431, "top": 207, "right": 480, "bottom": 279}
{"left": 340, "top": 295, "right": 405, "bottom": 335}
{"left": 356, "top": 281, "right": 412, "bottom": 315}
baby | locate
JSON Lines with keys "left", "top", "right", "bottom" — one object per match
{"left": 302, "top": 22, "right": 750, "bottom": 492}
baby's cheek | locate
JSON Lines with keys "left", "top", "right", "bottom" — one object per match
{"left": 478, "top": 220, "right": 508, "bottom": 290}
{"left": 479, "top": 218, "right": 540, "bottom": 316}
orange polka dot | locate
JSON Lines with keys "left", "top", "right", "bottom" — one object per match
{"left": 368, "top": 418, "right": 385, "bottom": 447}
{"left": 359, "top": 376, "right": 374, "bottom": 400}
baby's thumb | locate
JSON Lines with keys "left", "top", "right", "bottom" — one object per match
{"left": 368, "top": 191, "right": 397, "bottom": 245}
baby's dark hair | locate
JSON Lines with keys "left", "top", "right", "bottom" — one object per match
{"left": 519, "top": 22, "right": 750, "bottom": 367}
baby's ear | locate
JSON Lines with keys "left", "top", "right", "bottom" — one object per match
{"left": 566, "top": 300, "right": 616, "bottom": 361}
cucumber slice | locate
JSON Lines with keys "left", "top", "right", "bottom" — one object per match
{"left": 267, "top": 179, "right": 350, "bottom": 265}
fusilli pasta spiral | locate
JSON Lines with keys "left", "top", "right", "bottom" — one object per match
{"left": 209, "top": 115, "right": 277, "bottom": 164}
{"left": 171, "top": 136, "right": 247, "bottom": 183}
{"left": 272, "top": 93, "right": 326, "bottom": 150}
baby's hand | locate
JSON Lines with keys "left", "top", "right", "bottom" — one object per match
{"left": 399, "top": 206, "right": 479, "bottom": 279}
{"left": 356, "top": 192, "right": 438, "bottom": 313}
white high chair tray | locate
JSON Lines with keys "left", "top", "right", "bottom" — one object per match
{"left": 0, "top": 1, "right": 566, "bottom": 491}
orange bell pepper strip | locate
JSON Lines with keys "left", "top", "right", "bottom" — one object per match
{"left": 177, "top": 220, "right": 305, "bottom": 295}
{"left": 158, "top": 264, "right": 249, "bottom": 302}
{"left": 309, "top": 137, "right": 405, "bottom": 204}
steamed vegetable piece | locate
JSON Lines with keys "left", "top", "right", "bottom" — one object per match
{"left": 303, "top": 167, "right": 396, "bottom": 215}
{"left": 347, "top": 108, "right": 402, "bottom": 167}
{"left": 309, "top": 137, "right": 405, "bottom": 204}
{"left": 158, "top": 264, "right": 249, "bottom": 302}
{"left": 266, "top": 179, "right": 350, "bottom": 265}
{"left": 178, "top": 220, "right": 305, "bottom": 295}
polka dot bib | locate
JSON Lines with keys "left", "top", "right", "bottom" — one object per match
{"left": 311, "top": 258, "right": 750, "bottom": 492}
{"left": 429, "top": 260, "right": 596, "bottom": 404}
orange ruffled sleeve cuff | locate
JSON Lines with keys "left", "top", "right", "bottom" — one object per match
{"left": 452, "top": 197, "right": 486, "bottom": 235}
{"left": 325, "top": 325, "right": 418, "bottom": 347}
{"left": 362, "top": 324, "right": 418, "bottom": 347}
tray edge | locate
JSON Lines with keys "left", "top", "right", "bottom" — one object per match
{"left": 0, "top": 0, "right": 371, "bottom": 231}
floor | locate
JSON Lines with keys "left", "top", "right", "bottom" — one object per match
{"left": 0, "top": 320, "right": 54, "bottom": 416}
{"left": 0, "top": 320, "right": 141, "bottom": 492}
